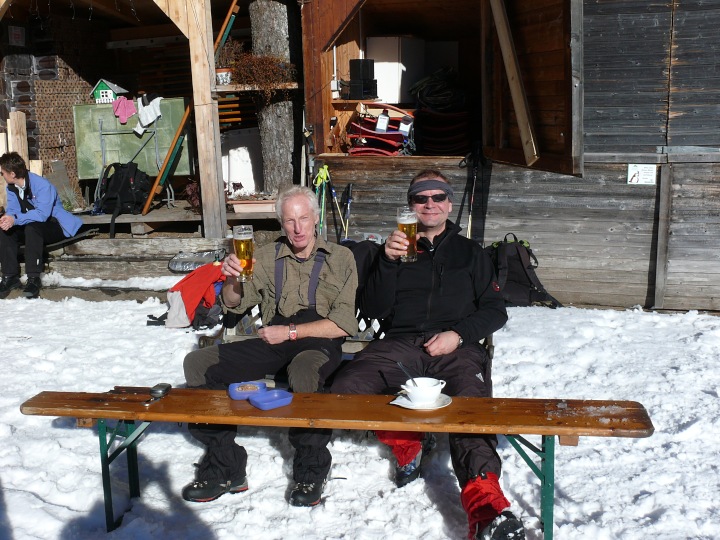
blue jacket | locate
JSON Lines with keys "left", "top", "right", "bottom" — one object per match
{"left": 5, "top": 172, "right": 82, "bottom": 237}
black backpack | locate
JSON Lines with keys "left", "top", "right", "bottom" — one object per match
{"left": 485, "top": 233, "right": 562, "bottom": 308}
{"left": 94, "top": 162, "right": 152, "bottom": 238}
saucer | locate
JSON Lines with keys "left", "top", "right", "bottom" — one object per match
{"left": 390, "top": 393, "right": 452, "bottom": 410}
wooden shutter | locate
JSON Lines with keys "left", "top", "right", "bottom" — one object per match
{"left": 482, "top": 0, "right": 581, "bottom": 175}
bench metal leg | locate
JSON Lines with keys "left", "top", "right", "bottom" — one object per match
{"left": 505, "top": 434, "right": 555, "bottom": 540}
{"left": 97, "top": 419, "right": 152, "bottom": 532}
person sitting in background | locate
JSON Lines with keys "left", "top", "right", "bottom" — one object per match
{"left": 182, "top": 185, "right": 358, "bottom": 507}
{"left": 0, "top": 152, "right": 82, "bottom": 299}
{"left": 330, "top": 170, "right": 525, "bottom": 540}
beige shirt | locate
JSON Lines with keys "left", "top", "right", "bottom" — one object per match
{"left": 224, "top": 236, "right": 358, "bottom": 336}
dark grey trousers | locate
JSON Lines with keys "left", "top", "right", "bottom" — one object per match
{"left": 186, "top": 324, "right": 343, "bottom": 484}
{"left": 0, "top": 219, "right": 65, "bottom": 277}
{"left": 330, "top": 334, "right": 501, "bottom": 487}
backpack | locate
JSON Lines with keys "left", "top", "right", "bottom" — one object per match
{"left": 147, "top": 262, "right": 226, "bottom": 329}
{"left": 485, "top": 233, "right": 562, "bottom": 308}
{"left": 94, "top": 162, "right": 152, "bottom": 238}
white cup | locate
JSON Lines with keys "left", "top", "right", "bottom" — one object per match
{"left": 400, "top": 377, "right": 447, "bottom": 405}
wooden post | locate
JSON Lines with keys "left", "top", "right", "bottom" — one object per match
{"left": 154, "top": 0, "right": 226, "bottom": 239}
{"left": 29, "top": 160, "right": 43, "bottom": 175}
{"left": 653, "top": 164, "right": 673, "bottom": 309}
{"left": 488, "top": 0, "right": 539, "bottom": 167}
{"left": 8, "top": 111, "right": 29, "bottom": 164}
{"left": 570, "top": 0, "right": 584, "bottom": 175}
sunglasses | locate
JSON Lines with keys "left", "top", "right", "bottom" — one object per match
{"left": 410, "top": 193, "right": 448, "bottom": 204}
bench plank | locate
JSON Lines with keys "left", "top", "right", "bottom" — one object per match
{"left": 21, "top": 387, "right": 654, "bottom": 440}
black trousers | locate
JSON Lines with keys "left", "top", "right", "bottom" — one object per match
{"left": 0, "top": 219, "right": 65, "bottom": 277}
{"left": 330, "top": 335, "right": 501, "bottom": 487}
{"left": 189, "top": 310, "right": 343, "bottom": 484}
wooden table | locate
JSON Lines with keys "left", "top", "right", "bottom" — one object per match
{"left": 21, "top": 387, "right": 654, "bottom": 537}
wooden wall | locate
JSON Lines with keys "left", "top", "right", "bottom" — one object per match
{"left": 583, "top": 0, "right": 673, "bottom": 153}
{"left": 663, "top": 162, "right": 720, "bottom": 310}
{"left": 668, "top": 1, "right": 720, "bottom": 146}
{"left": 490, "top": 0, "right": 569, "bottom": 156}
{"left": 308, "top": 1, "right": 720, "bottom": 312}
{"left": 318, "top": 155, "right": 659, "bottom": 309}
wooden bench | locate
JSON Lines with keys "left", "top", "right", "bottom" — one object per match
{"left": 206, "top": 307, "right": 494, "bottom": 361}
{"left": 20, "top": 386, "right": 653, "bottom": 538}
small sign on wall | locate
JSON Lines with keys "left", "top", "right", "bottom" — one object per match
{"left": 627, "top": 164, "right": 657, "bottom": 185}
{"left": 8, "top": 26, "right": 26, "bottom": 47}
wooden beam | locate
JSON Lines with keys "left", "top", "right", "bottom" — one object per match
{"left": 187, "top": 0, "right": 226, "bottom": 239}
{"left": 570, "top": 0, "right": 584, "bottom": 175}
{"left": 151, "top": 0, "right": 226, "bottom": 238}
{"left": 653, "top": 164, "right": 672, "bottom": 309}
{"left": 8, "top": 112, "right": 28, "bottom": 164}
{"left": 153, "top": 0, "right": 189, "bottom": 38}
{"left": 488, "top": 0, "right": 539, "bottom": 167}
{"left": 29, "top": 160, "right": 43, "bottom": 175}
{"left": 0, "top": 0, "right": 11, "bottom": 20}
{"left": 322, "top": 0, "right": 367, "bottom": 52}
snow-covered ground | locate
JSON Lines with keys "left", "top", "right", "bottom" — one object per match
{"left": 1, "top": 272, "right": 719, "bottom": 539}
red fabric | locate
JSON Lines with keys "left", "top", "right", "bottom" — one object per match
{"left": 169, "top": 263, "right": 225, "bottom": 322}
{"left": 461, "top": 473, "right": 511, "bottom": 540}
{"left": 375, "top": 430, "right": 424, "bottom": 466}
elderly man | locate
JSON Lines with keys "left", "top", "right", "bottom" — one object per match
{"left": 0, "top": 152, "right": 82, "bottom": 299}
{"left": 182, "top": 185, "right": 358, "bottom": 507}
{"left": 331, "top": 170, "right": 525, "bottom": 540}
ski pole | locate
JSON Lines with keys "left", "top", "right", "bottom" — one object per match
{"left": 467, "top": 146, "right": 479, "bottom": 239}
{"left": 313, "top": 165, "right": 330, "bottom": 236}
{"left": 327, "top": 181, "right": 342, "bottom": 244}
{"left": 329, "top": 181, "right": 346, "bottom": 232}
{"left": 344, "top": 183, "right": 353, "bottom": 240}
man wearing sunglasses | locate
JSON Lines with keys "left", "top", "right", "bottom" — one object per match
{"left": 331, "top": 170, "right": 524, "bottom": 540}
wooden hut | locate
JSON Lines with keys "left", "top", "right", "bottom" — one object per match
{"left": 1, "top": 1, "right": 719, "bottom": 311}
{"left": 300, "top": 0, "right": 720, "bottom": 311}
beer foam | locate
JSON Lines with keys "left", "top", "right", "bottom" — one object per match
{"left": 397, "top": 216, "right": 417, "bottom": 225}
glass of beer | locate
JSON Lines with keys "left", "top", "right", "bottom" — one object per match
{"left": 396, "top": 206, "right": 418, "bottom": 263}
{"left": 232, "top": 225, "right": 254, "bottom": 282}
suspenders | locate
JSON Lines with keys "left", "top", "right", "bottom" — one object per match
{"left": 274, "top": 242, "right": 327, "bottom": 308}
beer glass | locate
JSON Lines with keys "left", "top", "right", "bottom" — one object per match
{"left": 396, "top": 206, "right": 418, "bottom": 263}
{"left": 232, "top": 225, "right": 254, "bottom": 282}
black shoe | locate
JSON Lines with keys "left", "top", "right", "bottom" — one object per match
{"left": 181, "top": 477, "right": 248, "bottom": 502}
{"left": 476, "top": 511, "right": 526, "bottom": 540}
{"left": 394, "top": 434, "right": 436, "bottom": 488}
{"left": 289, "top": 479, "right": 326, "bottom": 507}
{"left": 0, "top": 275, "right": 21, "bottom": 299}
{"left": 23, "top": 276, "right": 42, "bottom": 299}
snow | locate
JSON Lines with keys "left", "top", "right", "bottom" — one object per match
{"left": 2, "top": 273, "right": 720, "bottom": 539}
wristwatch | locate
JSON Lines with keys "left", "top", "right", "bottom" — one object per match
{"left": 288, "top": 323, "right": 297, "bottom": 341}
{"left": 457, "top": 334, "right": 464, "bottom": 348}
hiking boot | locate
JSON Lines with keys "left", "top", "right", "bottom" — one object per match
{"left": 0, "top": 275, "right": 21, "bottom": 299}
{"left": 289, "top": 479, "right": 326, "bottom": 507}
{"left": 475, "top": 511, "right": 526, "bottom": 540}
{"left": 23, "top": 276, "right": 42, "bottom": 299}
{"left": 181, "top": 477, "right": 248, "bottom": 503}
{"left": 395, "top": 434, "right": 436, "bottom": 488}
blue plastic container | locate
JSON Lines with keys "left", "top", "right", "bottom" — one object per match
{"left": 248, "top": 389, "right": 293, "bottom": 410}
{"left": 228, "top": 381, "right": 267, "bottom": 400}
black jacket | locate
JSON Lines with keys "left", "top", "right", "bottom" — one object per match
{"left": 360, "top": 220, "right": 508, "bottom": 344}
